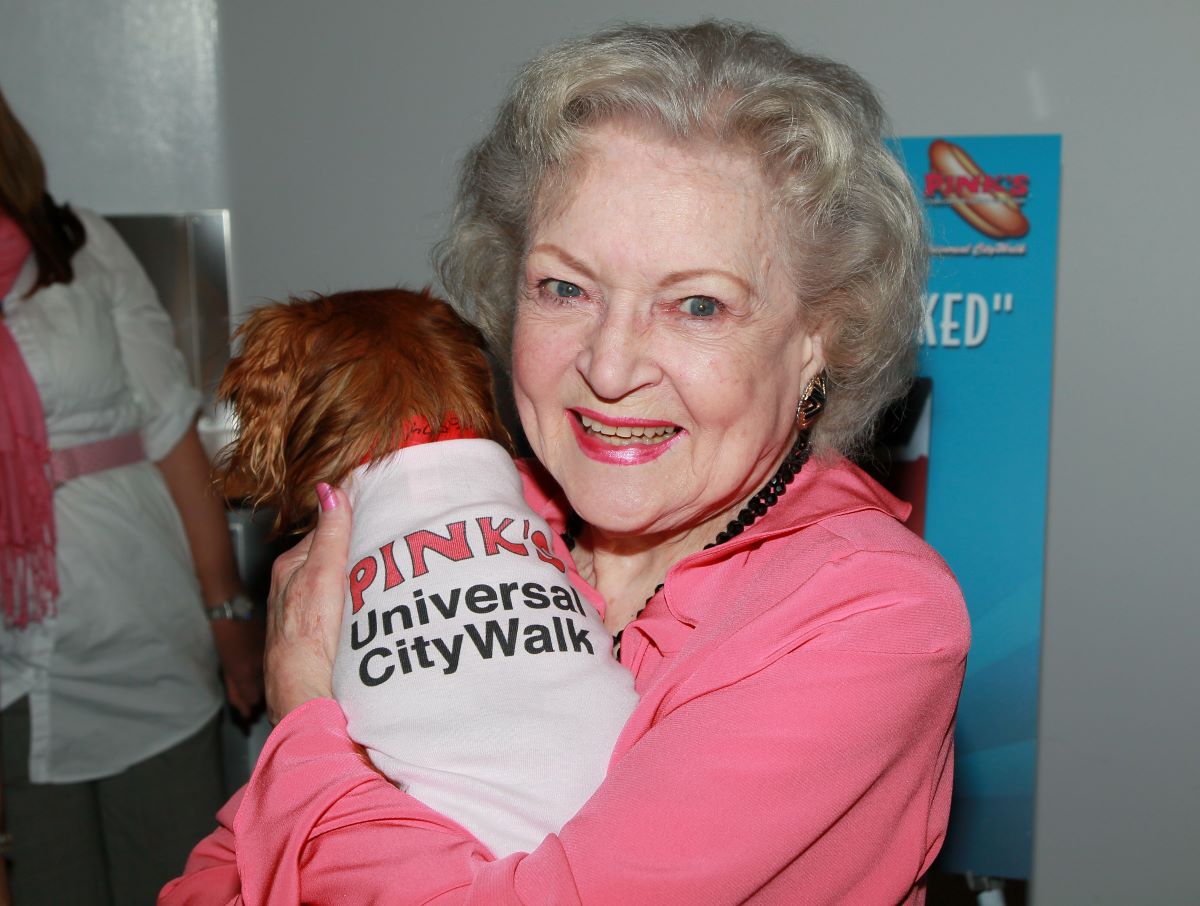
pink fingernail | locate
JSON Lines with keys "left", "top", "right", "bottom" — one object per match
{"left": 316, "top": 482, "right": 337, "bottom": 511}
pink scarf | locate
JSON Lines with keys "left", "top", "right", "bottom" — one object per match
{"left": 0, "top": 215, "right": 58, "bottom": 628}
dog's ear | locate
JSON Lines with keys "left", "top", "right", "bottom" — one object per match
{"left": 213, "top": 303, "right": 307, "bottom": 526}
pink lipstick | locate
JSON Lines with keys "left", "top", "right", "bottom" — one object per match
{"left": 567, "top": 408, "right": 682, "bottom": 465}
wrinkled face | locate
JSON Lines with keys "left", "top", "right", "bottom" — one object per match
{"left": 512, "top": 122, "right": 824, "bottom": 541}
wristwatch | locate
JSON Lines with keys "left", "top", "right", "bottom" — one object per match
{"left": 205, "top": 592, "right": 257, "bottom": 621}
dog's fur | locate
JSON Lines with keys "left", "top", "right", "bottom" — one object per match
{"left": 215, "top": 288, "right": 509, "bottom": 535}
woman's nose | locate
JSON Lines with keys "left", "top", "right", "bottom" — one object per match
{"left": 575, "top": 306, "right": 660, "bottom": 401}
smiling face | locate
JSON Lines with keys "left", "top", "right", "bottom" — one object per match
{"left": 512, "top": 121, "right": 824, "bottom": 546}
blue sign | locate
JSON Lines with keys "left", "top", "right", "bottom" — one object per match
{"left": 891, "top": 135, "right": 1062, "bottom": 879}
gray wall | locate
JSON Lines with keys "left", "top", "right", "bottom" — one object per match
{"left": 3, "top": 1, "right": 1198, "bottom": 902}
{"left": 0, "top": 0, "right": 227, "bottom": 212}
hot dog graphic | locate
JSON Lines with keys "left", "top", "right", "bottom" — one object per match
{"left": 927, "top": 140, "right": 1030, "bottom": 239}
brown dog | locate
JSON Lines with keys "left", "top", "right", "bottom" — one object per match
{"left": 215, "top": 288, "right": 509, "bottom": 534}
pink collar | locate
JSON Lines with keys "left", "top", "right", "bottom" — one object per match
{"left": 396, "top": 413, "right": 482, "bottom": 447}
{"left": 359, "top": 413, "right": 483, "bottom": 466}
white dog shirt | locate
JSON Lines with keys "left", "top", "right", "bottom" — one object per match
{"left": 332, "top": 438, "right": 638, "bottom": 856}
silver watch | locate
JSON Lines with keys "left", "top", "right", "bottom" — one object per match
{"left": 205, "top": 592, "right": 257, "bottom": 621}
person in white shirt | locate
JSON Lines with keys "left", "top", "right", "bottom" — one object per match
{"left": 0, "top": 87, "right": 263, "bottom": 906}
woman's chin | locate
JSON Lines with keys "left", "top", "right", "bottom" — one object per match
{"left": 565, "top": 486, "right": 690, "bottom": 543}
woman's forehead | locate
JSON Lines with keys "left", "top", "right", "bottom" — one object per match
{"left": 530, "top": 124, "right": 785, "bottom": 281}
{"left": 575, "top": 119, "right": 768, "bottom": 192}
{"left": 534, "top": 119, "right": 769, "bottom": 215}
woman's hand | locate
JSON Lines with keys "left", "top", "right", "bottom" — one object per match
{"left": 264, "top": 484, "right": 352, "bottom": 724}
{"left": 158, "top": 423, "right": 267, "bottom": 718}
{"left": 210, "top": 619, "right": 266, "bottom": 720}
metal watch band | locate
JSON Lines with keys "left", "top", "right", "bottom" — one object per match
{"left": 205, "top": 592, "right": 256, "bottom": 621}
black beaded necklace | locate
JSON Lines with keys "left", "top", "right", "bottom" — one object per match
{"left": 703, "top": 430, "right": 812, "bottom": 550}
{"left": 560, "top": 431, "right": 813, "bottom": 659}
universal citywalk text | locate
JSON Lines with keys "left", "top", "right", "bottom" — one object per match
{"left": 346, "top": 515, "right": 598, "bottom": 687}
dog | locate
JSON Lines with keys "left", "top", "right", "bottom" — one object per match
{"left": 216, "top": 287, "right": 508, "bottom": 535}
{"left": 214, "top": 287, "right": 637, "bottom": 857}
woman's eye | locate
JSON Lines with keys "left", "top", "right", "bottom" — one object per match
{"left": 680, "top": 295, "right": 720, "bottom": 318}
{"left": 540, "top": 279, "right": 584, "bottom": 300}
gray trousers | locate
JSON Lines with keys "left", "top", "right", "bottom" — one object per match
{"left": 2, "top": 697, "right": 225, "bottom": 906}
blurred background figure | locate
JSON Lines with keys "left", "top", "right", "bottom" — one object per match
{"left": 0, "top": 86, "right": 263, "bottom": 905}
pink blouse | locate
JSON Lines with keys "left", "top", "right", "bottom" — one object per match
{"left": 162, "top": 457, "right": 969, "bottom": 905}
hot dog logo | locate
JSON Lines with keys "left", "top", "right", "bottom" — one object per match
{"left": 924, "top": 140, "right": 1030, "bottom": 239}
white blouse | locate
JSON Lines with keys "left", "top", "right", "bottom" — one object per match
{"left": 1, "top": 209, "right": 222, "bottom": 783}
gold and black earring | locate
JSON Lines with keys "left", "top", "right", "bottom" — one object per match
{"left": 795, "top": 372, "right": 827, "bottom": 431}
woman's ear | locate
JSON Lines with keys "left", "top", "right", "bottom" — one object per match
{"left": 792, "top": 325, "right": 825, "bottom": 393}
{"left": 213, "top": 305, "right": 305, "bottom": 512}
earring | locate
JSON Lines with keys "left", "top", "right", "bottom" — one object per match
{"left": 795, "top": 372, "right": 827, "bottom": 431}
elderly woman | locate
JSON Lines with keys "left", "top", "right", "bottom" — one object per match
{"left": 166, "top": 20, "right": 968, "bottom": 905}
